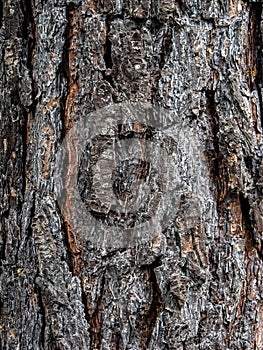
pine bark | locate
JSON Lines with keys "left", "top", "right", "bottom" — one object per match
{"left": 0, "top": 0, "right": 262, "bottom": 349}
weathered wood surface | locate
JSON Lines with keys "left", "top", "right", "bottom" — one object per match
{"left": 0, "top": 0, "right": 262, "bottom": 349}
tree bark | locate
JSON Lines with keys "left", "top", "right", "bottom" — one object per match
{"left": 0, "top": 0, "right": 262, "bottom": 349}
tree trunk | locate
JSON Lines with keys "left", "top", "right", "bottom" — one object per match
{"left": 0, "top": 0, "right": 262, "bottom": 349}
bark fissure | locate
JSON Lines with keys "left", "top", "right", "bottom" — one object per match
{"left": 158, "top": 19, "right": 173, "bottom": 71}
{"left": 0, "top": 0, "right": 3, "bottom": 29}
{"left": 104, "top": 17, "right": 113, "bottom": 70}
{"left": 80, "top": 281, "right": 91, "bottom": 338}
{"left": 251, "top": 3, "right": 263, "bottom": 128}
{"left": 145, "top": 266, "right": 162, "bottom": 347}
{"left": 102, "top": 15, "right": 116, "bottom": 100}
{"left": 62, "top": 3, "right": 79, "bottom": 132}
{"left": 139, "top": 257, "right": 163, "bottom": 349}
{"left": 21, "top": 0, "right": 37, "bottom": 99}
{"left": 178, "top": 0, "right": 186, "bottom": 12}
{"left": 60, "top": 3, "right": 85, "bottom": 278}
{"left": 152, "top": 18, "right": 174, "bottom": 100}
{"left": 34, "top": 283, "right": 46, "bottom": 348}
{"left": 61, "top": 217, "right": 76, "bottom": 276}
{"left": 239, "top": 193, "right": 253, "bottom": 251}
{"left": 64, "top": 221, "right": 84, "bottom": 276}
{"left": 20, "top": 0, "right": 37, "bottom": 202}
{"left": 89, "top": 273, "right": 105, "bottom": 350}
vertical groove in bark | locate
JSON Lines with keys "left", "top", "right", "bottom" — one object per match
{"left": 153, "top": 18, "right": 173, "bottom": 101}
{"left": 245, "top": 2, "right": 262, "bottom": 143}
{"left": 34, "top": 283, "right": 47, "bottom": 348}
{"left": 0, "top": 1, "right": 2, "bottom": 29}
{"left": 102, "top": 16, "right": 115, "bottom": 90}
{"left": 89, "top": 273, "right": 105, "bottom": 350}
{"left": 246, "top": 2, "right": 263, "bottom": 255}
{"left": 140, "top": 258, "right": 163, "bottom": 349}
{"left": 158, "top": 19, "right": 173, "bottom": 72}
{"left": 63, "top": 2, "right": 79, "bottom": 132}
{"left": 65, "top": 221, "right": 84, "bottom": 276}
{"left": 240, "top": 193, "right": 254, "bottom": 252}
{"left": 61, "top": 3, "right": 84, "bottom": 278}
{"left": 20, "top": 0, "right": 36, "bottom": 196}
{"left": 250, "top": 3, "right": 262, "bottom": 128}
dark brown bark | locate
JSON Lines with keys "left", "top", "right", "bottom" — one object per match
{"left": 0, "top": 0, "right": 262, "bottom": 349}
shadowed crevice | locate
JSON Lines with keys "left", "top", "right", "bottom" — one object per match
{"left": 239, "top": 193, "right": 253, "bottom": 248}
{"left": 102, "top": 15, "right": 116, "bottom": 100}
{"left": 34, "top": 283, "right": 47, "bottom": 348}
{"left": 61, "top": 2, "right": 79, "bottom": 133}
{"left": 158, "top": 18, "right": 173, "bottom": 71}
{"left": 138, "top": 257, "right": 163, "bottom": 349}
{"left": 240, "top": 192, "right": 263, "bottom": 260}
{"left": 20, "top": 0, "right": 37, "bottom": 200}
{"left": 104, "top": 17, "right": 113, "bottom": 70}
{"left": 0, "top": 1, "right": 3, "bottom": 28}
{"left": 89, "top": 274, "right": 105, "bottom": 350}
{"left": 251, "top": 3, "right": 262, "bottom": 128}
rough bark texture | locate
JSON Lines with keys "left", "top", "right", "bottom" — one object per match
{"left": 0, "top": 0, "right": 262, "bottom": 349}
